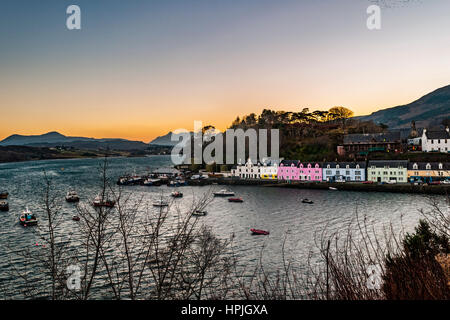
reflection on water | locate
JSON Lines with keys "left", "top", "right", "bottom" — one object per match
{"left": 0, "top": 156, "right": 443, "bottom": 298}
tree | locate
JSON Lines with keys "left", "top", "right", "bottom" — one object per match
{"left": 328, "top": 106, "right": 354, "bottom": 128}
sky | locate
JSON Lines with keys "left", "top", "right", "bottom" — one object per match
{"left": 1, "top": 0, "right": 450, "bottom": 142}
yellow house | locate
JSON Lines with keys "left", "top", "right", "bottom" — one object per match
{"left": 408, "top": 162, "right": 450, "bottom": 181}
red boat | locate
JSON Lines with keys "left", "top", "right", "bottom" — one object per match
{"left": 251, "top": 228, "right": 270, "bottom": 235}
{"left": 228, "top": 197, "right": 243, "bottom": 203}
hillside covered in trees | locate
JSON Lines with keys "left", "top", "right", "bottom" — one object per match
{"left": 227, "top": 107, "right": 385, "bottom": 162}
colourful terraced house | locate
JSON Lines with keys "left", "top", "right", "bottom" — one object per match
{"left": 277, "top": 160, "right": 300, "bottom": 181}
{"left": 298, "top": 162, "right": 322, "bottom": 181}
{"left": 278, "top": 161, "right": 322, "bottom": 181}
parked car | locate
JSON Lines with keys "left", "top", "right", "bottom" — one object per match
{"left": 362, "top": 181, "right": 374, "bottom": 184}
{"left": 442, "top": 180, "right": 450, "bottom": 184}
{"left": 429, "top": 181, "right": 441, "bottom": 185}
{"left": 387, "top": 180, "right": 397, "bottom": 184}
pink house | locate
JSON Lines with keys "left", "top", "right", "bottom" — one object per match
{"left": 298, "top": 162, "right": 322, "bottom": 181}
{"left": 277, "top": 160, "right": 300, "bottom": 181}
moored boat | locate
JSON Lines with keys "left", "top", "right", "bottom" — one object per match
{"left": 65, "top": 190, "right": 80, "bottom": 203}
{"left": 0, "top": 200, "right": 9, "bottom": 211}
{"left": 0, "top": 191, "right": 8, "bottom": 199}
{"left": 192, "top": 210, "right": 207, "bottom": 216}
{"left": 329, "top": 187, "right": 338, "bottom": 191}
{"left": 171, "top": 191, "right": 183, "bottom": 198}
{"left": 72, "top": 215, "right": 80, "bottom": 221}
{"left": 250, "top": 228, "right": 270, "bottom": 235}
{"left": 302, "top": 199, "right": 314, "bottom": 204}
{"left": 213, "top": 189, "right": 235, "bottom": 197}
{"left": 19, "top": 207, "right": 38, "bottom": 227}
{"left": 143, "top": 178, "right": 162, "bottom": 186}
{"left": 153, "top": 199, "right": 169, "bottom": 207}
{"left": 93, "top": 195, "right": 116, "bottom": 208}
{"left": 228, "top": 197, "right": 243, "bottom": 203}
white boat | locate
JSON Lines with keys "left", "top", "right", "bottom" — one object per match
{"left": 329, "top": 187, "right": 338, "bottom": 191}
{"left": 213, "top": 189, "right": 235, "bottom": 197}
{"left": 65, "top": 190, "right": 80, "bottom": 202}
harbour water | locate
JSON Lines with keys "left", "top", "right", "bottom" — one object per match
{"left": 0, "top": 156, "right": 445, "bottom": 298}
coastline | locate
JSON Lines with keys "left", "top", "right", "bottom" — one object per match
{"left": 197, "top": 178, "right": 450, "bottom": 195}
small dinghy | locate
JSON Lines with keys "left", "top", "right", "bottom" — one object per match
{"left": 329, "top": 187, "right": 338, "bottom": 191}
{"left": 302, "top": 199, "right": 314, "bottom": 204}
{"left": 19, "top": 207, "right": 38, "bottom": 227}
{"left": 251, "top": 228, "right": 270, "bottom": 235}
{"left": 171, "top": 191, "right": 183, "bottom": 198}
{"left": 192, "top": 210, "right": 208, "bottom": 217}
{"left": 0, "top": 191, "right": 8, "bottom": 199}
{"left": 72, "top": 215, "right": 80, "bottom": 221}
{"left": 0, "top": 200, "right": 9, "bottom": 212}
{"left": 228, "top": 197, "right": 243, "bottom": 203}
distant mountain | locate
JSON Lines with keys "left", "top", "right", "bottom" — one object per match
{"left": 0, "top": 132, "right": 148, "bottom": 151}
{"left": 150, "top": 131, "right": 193, "bottom": 146}
{"left": 358, "top": 85, "right": 450, "bottom": 129}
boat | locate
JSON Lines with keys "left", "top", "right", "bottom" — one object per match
{"left": 153, "top": 200, "right": 169, "bottom": 207}
{"left": 302, "top": 199, "right": 314, "bottom": 204}
{"left": 0, "top": 191, "right": 8, "bottom": 199}
{"left": 72, "top": 215, "right": 80, "bottom": 221}
{"left": 228, "top": 197, "right": 243, "bottom": 203}
{"left": 65, "top": 190, "right": 80, "bottom": 203}
{"left": 329, "top": 187, "right": 338, "bottom": 191}
{"left": 251, "top": 228, "right": 270, "bottom": 235}
{"left": 143, "top": 178, "right": 162, "bottom": 186}
{"left": 192, "top": 210, "right": 208, "bottom": 216}
{"left": 171, "top": 191, "right": 183, "bottom": 198}
{"left": 92, "top": 195, "right": 116, "bottom": 208}
{"left": 19, "top": 207, "right": 38, "bottom": 227}
{"left": 0, "top": 200, "right": 9, "bottom": 211}
{"left": 213, "top": 189, "right": 235, "bottom": 197}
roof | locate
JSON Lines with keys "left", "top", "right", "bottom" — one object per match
{"left": 323, "top": 162, "right": 366, "bottom": 168}
{"left": 279, "top": 160, "right": 300, "bottom": 167}
{"left": 424, "top": 129, "right": 450, "bottom": 140}
{"left": 368, "top": 160, "right": 408, "bottom": 168}
{"left": 344, "top": 132, "right": 401, "bottom": 144}
{"left": 408, "top": 162, "right": 450, "bottom": 170}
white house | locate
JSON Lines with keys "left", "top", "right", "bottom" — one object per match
{"left": 260, "top": 161, "right": 278, "bottom": 180}
{"left": 421, "top": 127, "right": 450, "bottom": 153}
{"left": 232, "top": 158, "right": 261, "bottom": 179}
{"left": 322, "top": 162, "right": 366, "bottom": 182}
